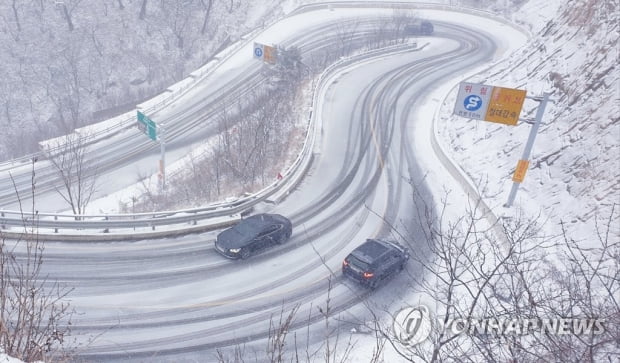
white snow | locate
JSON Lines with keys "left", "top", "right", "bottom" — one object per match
{"left": 437, "top": 0, "right": 619, "bottom": 244}
{"left": 0, "top": 352, "right": 26, "bottom": 363}
{"left": 2, "top": 0, "right": 617, "bottom": 361}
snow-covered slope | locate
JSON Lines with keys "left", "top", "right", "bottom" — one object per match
{"left": 0, "top": 0, "right": 287, "bottom": 160}
{"left": 438, "top": 0, "right": 619, "bottom": 242}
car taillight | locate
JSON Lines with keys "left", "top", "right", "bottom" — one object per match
{"left": 363, "top": 272, "right": 374, "bottom": 279}
{"left": 342, "top": 259, "right": 349, "bottom": 267}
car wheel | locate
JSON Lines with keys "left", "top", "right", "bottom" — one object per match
{"left": 240, "top": 248, "right": 251, "bottom": 259}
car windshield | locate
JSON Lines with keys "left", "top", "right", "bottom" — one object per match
{"left": 347, "top": 255, "right": 370, "bottom": 271}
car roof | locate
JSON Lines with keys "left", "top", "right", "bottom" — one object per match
{"left": 234, "top": 214, "right": 274, "bottom": 233}
{"left": 217, "top": 214, "right": 281, "bottom": 249}
{"left": 350, "top": 239, "right": 393, "bottom": 263}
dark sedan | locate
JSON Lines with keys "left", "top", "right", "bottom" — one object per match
{"left": 214, "top": 214, "right": 292, "bottom": 259}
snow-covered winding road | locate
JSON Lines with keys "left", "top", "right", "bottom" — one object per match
{"left": 4, "top": 4, "right": 527, "bottom": 362}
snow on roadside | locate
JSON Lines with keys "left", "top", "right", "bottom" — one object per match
{"left": 0, "top": 352, "right": 26, "bottom": 363}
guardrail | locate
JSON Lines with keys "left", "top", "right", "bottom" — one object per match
{"left": 0, "top": 1, "right": 528, "bottom": 240}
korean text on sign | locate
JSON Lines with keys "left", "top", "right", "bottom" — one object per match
{"left": 484, "top": 87, "right": 527, "bottom": 125}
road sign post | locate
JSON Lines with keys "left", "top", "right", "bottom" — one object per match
{"left": 504, "top": 92, "right": 551, "bottom": 207}
{"left": 137, "top": 110, "right": 166, "bottom": 191}
{"left": 159, "top": 124, "right": 166, "bottom": 191}
{"left": 137, "top": 110, "right": 157, "bottom": 141}
{"left": 253, "top": 42, "right": 277, "bottom": 64}
{"left": 453, "top": 83, "right": 552, "bottom": 208}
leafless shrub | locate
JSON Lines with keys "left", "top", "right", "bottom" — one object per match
{"left": 266, "top": 304, "right": 299, "bottom": 363}
{"left": 46, "top": 133, "right": 98, "bottom": 217}
{"left": 127, "top": 81, "right": 299, "bottom": 212}
{"left": 371, "top": 181, "right": 618, "bottom": 363}
{"left": 1, "top": 160, "right": 75, "bottom": 362}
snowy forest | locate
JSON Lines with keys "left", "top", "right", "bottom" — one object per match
{"left": 0, "top": 0, "right": 286, "bottom": 160}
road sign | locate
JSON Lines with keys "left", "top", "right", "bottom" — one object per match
{"left": 485, "top": 87, "right": 527, "bottom": 125}
{"left": 253, "top": 43, "right": 264, "bottom": 59}
{"left": 453, "top": 82, "right": 493, "bottom": 121}
{"left": 263, "top": 45, "right": 277, "bottom": 64}
{"left": 137, "top": 110, "right": 157, "bottom": 141}
{"left": 253, "top": 42, "right": 277, "bottom": 64}
{"left": 512, "top": 160, "right": 529, "bottom": 183}
{"left": 453, "top": 82, "right": 526, "bottom": 125}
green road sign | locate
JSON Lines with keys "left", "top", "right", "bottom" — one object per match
{"left": 137, "top": 110, "right": 157, "bottom": 141}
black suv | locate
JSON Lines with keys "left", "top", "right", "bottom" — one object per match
{"left": 215, "top": 214, "right": 292, "bottom": 259}
{"left": 342, "top": 239, "right": 409, "bottom": 288}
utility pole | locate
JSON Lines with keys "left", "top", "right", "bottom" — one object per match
{"left": 159, "top": 124, "right": 166, "bottom": 191}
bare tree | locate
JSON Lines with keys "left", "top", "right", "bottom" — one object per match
{"left": 57, "top": 0, "right": 82, "bottom": 31}
{"left": 503, "top": 209, "right": 619, "bottom": 363}
{"left": 214, "top": 278, "right": 370, "bottom": 362}
{"left": 0, "top": 160, "right": 74, "bottom": 362}
{"left": 317, "top": 279, "right": 356, "bottom": 363}
{"left": 266, "top": 304, "right": 299, "bottom": 362}
{"left": 361, "top": 181, "right": 619, "bottom": 363}
{"left": 166, "top": 1, "right": 192, "bottom": 49}
{"left": 139, "top": 0, "right": 148, "bottom": 20}
{"left": 46, "top": 133, "right": 98, "bottom": 217}
{"left": 200, "top": 0, "right": 214, "bottom": 34}
{"left": 47, "top": 33, "right": 88, "bottom": 134}
{"left": 392, "top": 9, "right": 418, "bottom": 44}
{"left": 274, "top": 46, "right": 304, "bottom": 83}
{"left": 10, "top": 0, "right": 21, "bottom": 34}
{"left": 334, "top": 19, "right": 360, "bottom": 57}
{"left": 0, "top": 234, "right": 74, "bottom": 362}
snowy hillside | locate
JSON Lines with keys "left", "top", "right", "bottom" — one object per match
{"left": 0, "top": 0, "right": 287, "bottom": 160}
{"left": 437, "top": 0, "right": 619, "bottom": 243}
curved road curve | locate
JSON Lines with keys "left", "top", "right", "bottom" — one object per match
{"left": 5, "top": 8, "right": 507, "bottom": 363}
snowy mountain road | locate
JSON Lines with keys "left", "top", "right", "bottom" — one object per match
{"left": 6, "top": 18, "right": 504, "bottom": 361}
